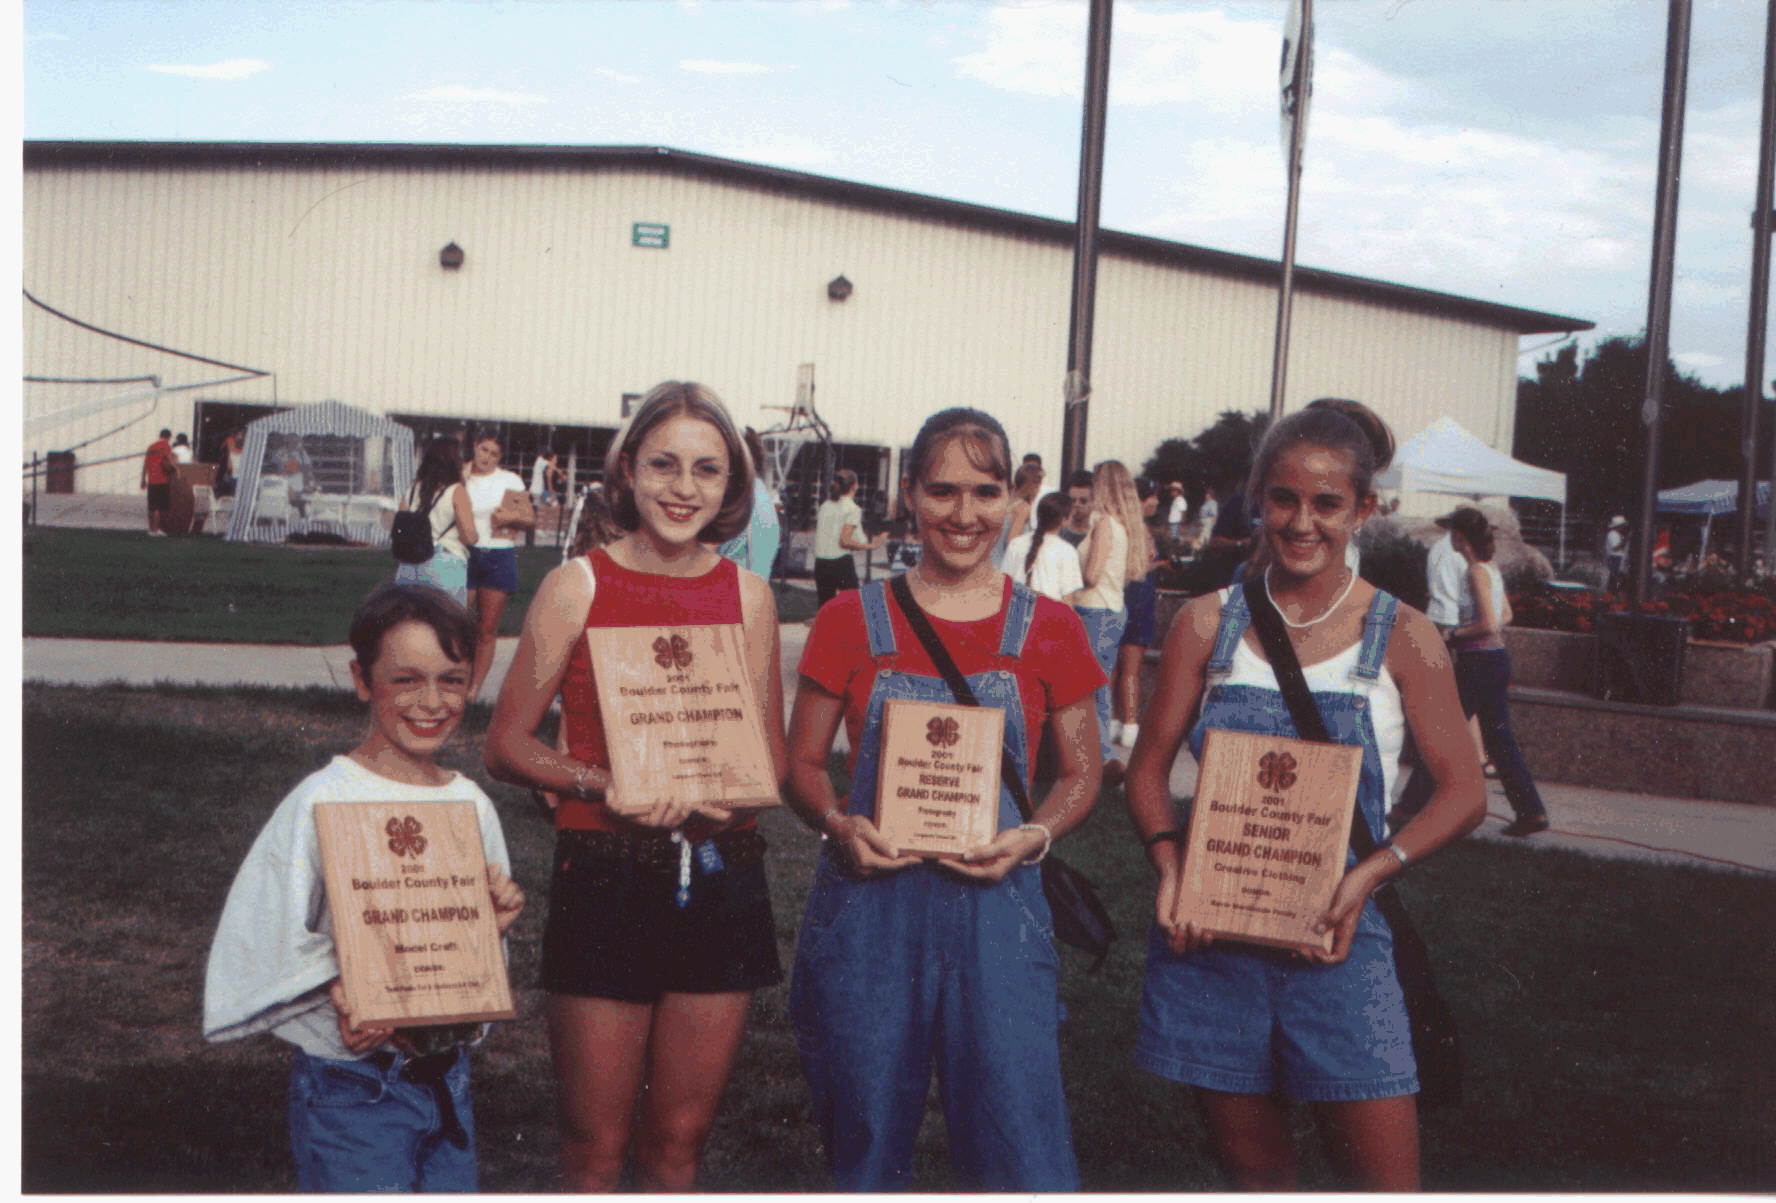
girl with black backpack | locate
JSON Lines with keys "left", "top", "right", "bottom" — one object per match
{"left": 393, "top": 435, "right": 478, "bottom": 605}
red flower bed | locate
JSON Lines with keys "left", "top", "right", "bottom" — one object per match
{"left": 1511, "top": 587, "right": 1776, "bottom": 644}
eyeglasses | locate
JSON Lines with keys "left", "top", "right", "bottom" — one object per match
{"left": 636, "top": 456, "right": 730, "bottom": 490}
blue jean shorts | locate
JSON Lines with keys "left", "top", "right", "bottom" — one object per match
{"left": 288, "top": 1046, "right": 477, "bottom": 1191}
{"left": 465, "top": 546, "right": 518, "bottom": 594}
{"left": 1133, "top": 919, "right": 1419, "bottom": 1102}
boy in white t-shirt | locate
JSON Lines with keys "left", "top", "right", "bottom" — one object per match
{"left": 203, "top": 585, "right": 525, "bottom": 1192}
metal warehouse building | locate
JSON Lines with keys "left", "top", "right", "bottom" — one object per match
{"left": 23, "top": 140, "right": 1590, "bottom": 519}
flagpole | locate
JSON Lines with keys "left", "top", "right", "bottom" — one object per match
{"left": 1268, "top": 0, "right": 1312, "bottom": 424}
{"left": 1744, "top": 0, "right": 1776, "bottom": 578}
{"left": 1061, "top": 0, "right": 1114, "bottom": 484}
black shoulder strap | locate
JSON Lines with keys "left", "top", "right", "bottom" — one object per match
{"left": 1245, "top": 575, "right": 1379, "bottom": 858}
{"left": 889, "top": 573, "right": 1034, "bottom": 822}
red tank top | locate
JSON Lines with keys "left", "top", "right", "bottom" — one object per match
{"left": 556, "top": 546, "right": 754, "bottom": 836}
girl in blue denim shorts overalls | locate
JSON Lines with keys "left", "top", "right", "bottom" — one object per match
{"left": 1123, "top": 402, "right": 1485, "bottom": 1190}
{"left": 785, "top": 408, "right": 1106, "bottom": 1191}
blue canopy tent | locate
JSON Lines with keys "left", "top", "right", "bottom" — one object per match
{"left": 224, "top": 400, "right": 414, "bottom": 546}
{"left": 1655, "top": 479, "right": 1771, "bottom": 561}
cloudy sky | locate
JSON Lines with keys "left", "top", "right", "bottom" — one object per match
{"left": 20, "top": 0, "right": 1770, "bottom": 390}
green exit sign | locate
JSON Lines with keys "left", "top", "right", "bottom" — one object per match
{"left": 632, "top": 222, "right": 669, "bottom": 249}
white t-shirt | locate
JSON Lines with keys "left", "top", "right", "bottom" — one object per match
{"left": 530, "top": 456, "right": 554, "bottom": 501}
{"left": 1074, "top": 513, "right": 1129, "bottom": 612}
{"left": 170, "top": 444, "right": 194, "bottom": 464}
{"left": 1168, "top": 495, "right": 1187, "bottom": 525}
{"left": 203, "top": 755, "right": 511, "bottom": 1062}
{"left": 814, "top": 496, "right": 862, "bottom": 560}
{"left": 1197, "top": 497, "right": 1218, "bottom": 528}
{"left": 464, "top": 468, "right": 527, "bottom": 550}
{"left": 1004, "top": 530, "right": 1085, "bottom": 603}
{"left": 1425, "top": 533, "right": 1465, "bottom": 626}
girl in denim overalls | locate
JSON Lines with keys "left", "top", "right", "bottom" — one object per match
{"left": 786, "top": 408, "right": 1106, "bottom": 1191}
{"left": 1125, "top": 404, "right": 1486, "bottom": 1190}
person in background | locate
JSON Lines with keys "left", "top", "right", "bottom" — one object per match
{"left": 1003, "top": 492, "right": 1082, "bottom": 602}
{"left": 141, "top": 428, "right": 175, "bottom": 537}
{"left": 1194, "top": 485, "right": 1218, "bottom": 548}
{"left": 1112, "top": 476, "right": 1163, "bottom": 755}
{"left": 531, "top": 448, "right": 558, "bottom": 511}
{"left": 216, "top": 427, "right": 246, "bottom": 498}
{"left": 812, "top": 469, "right": 886, "bottom": 610}
{"left": 1604, "top": 516, "right": 1629, "bottom": 593}
{"left": 170, "top": 432, "right": 194, "bottom": 465}
{"left": 462, "top": 432, "right": 535, "bottom": 700}
{"left": 997, "top": 462, "right": 1044, "bottom": 563}
{"left": 1396, "top": 507, "right": 1550, "bottom": 838}
{"left": 1167, "top": 482, "right": 1187, "bottom": 544}
{"left": 564, "top": 487, "right": 623, "bottom": 560}
{"left": 395, "top": 435, "right": 479, "bottom": 606}
{"left": 1060, "top": 469, "right": 1095, "bottom": 548}
{"left": 1070, "top": 460, "right": 1150, "bottom": 785}
{"left": 716, "top": 427, "right": 782, "bottom": 580}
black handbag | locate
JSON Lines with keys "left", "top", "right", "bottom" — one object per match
{"left": 1244, "top": 581, "right": 1463, "bottom": 1109}
{"left": 888, "top": 574, "right": 1116, "bottom": 971}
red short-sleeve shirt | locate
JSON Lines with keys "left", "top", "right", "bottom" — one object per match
{"left": 798, "top": 576, "right": 1105, "bottom": 789}
{"left": 143, "top": 439, "right": 173, "bottom": 485}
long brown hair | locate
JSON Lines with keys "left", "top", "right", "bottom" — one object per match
{"left": 605, "top": 380, "right": 753, "bottom": 544}
{"left": 1091, "top": 459, "right": 1154, "bottom": 583}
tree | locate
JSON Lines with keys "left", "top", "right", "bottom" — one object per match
{"left": 1141, "top": 410, "right": 1269, "bottom": 511}
{"left": 1514, "top": 336, "right": 1773, "bottom": 525}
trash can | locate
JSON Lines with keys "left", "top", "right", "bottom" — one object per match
{"left": 1595, "top": 612, "right": 1687, "bottom": 706}
{"left": 166, "top": 463, "right": 217, "bottom": 534}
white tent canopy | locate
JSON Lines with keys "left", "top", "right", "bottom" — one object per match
{"left": 1374, "top": 417, "right": 1567, "bottom": 504}
{"left": 224, "top": 399, "right": 414, "bottom": 546}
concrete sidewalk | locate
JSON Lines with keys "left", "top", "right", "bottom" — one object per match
{"left": 23, "top": 627, "right": 1776, "bottom": 876}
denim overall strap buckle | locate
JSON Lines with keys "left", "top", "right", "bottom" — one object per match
{"left": 1345, "top": 591, "right": 1401, "bottom": 699}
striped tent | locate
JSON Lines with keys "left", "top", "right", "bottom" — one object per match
{"left": 224, "top": 399, "right": 415, "bottom": 546}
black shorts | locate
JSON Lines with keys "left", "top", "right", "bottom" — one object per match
{"left": 146, "top": 483, "right": 171, "bottom": 511}
{"left": 540, "top": 828, "right": 784, "bottom": 1002}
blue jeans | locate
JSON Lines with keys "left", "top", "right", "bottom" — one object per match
{"left": 288, "top": 1047, "right": 476, "bottom": 1193}
{"left": 790, "top": 580, "right": 1079, "bottom": 1191}
{"left": 1394, "top": 648, "right": 1546, "bottom": 826}
{"left": 1075, "top": 606, "right": 1125, "bottom": 762}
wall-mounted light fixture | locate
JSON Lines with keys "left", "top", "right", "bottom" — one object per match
{"left": 439, "top": 242, "right": 465, "bottom": 270}
{"left": 827, "top": 274, "right": 853, "bottom": 302}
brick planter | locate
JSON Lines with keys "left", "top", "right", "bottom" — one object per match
{"left": 1504, "top": 627, "right": 1775, "bottom": 710}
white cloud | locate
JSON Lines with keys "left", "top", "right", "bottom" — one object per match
{"left": 1673, "top": 352, "right": 1725, "bottom": 369}
{"left": 1674, "top": 279, "right": 1747, "bottom": 308}
{"left": 595, "top": 68, "right": 642, "bottom": 85}
{"left": 144, "top": 58, "right": 270, "bottom": 80}
{"left": 680, "top": 60, "right": 775, "bottom": 75}
{"left": 410, "top": 85, "right": 546, "bottom": 106}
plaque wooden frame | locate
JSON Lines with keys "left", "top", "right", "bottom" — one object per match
{"left": 313, "top": 800, "right": 515, "bottom": 1028}
{"left": 582, "top": 624, "right": 780, "bottom": 814}
{"left": 873, "top": 699, "right": 1003, "bottom": 859}
{"left": 1171, "top": 728, "right": 1362, "bottom": 955}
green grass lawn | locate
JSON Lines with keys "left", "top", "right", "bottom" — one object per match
{"left": 21, "top": 682, "right": 1776, "bottom": 1191}
{"left": 22, "top": 527, "right": 818, "bottom": 642}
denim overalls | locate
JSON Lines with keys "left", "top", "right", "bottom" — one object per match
{"left": 1133, "top": 584, "right": 1420, "bottom": 1102}
{"left": 790, "top": 579, "right": 1080, "bottom": 1191}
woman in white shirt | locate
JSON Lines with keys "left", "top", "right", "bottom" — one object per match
{"left": 1003, "top": 492, "right": 1082, "bottom": 603}
{"left": 1070, "top": 460, "right": 1153, "bottom": 774}
{"left": 812, "top": 469, "right": 885, "bottom": 609}
{"left": 463, "top": 433, "right": 534, "bottom": 698}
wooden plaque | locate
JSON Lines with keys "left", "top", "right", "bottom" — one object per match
{"left": 582, "top": 624, "right": 780, "bottom": 814}
{"left": 873, "top": 699, "right": 1003, "bottom": 859}
{"left": 1171, "top": 729, "right": 1362, "bottom": 955}
{"left": 313, "top": 801, "right": 515, "bottom": 1028}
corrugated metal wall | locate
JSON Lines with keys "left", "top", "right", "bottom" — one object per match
{"left": 25, "top": 159, "right": 1523, "bottom": 496}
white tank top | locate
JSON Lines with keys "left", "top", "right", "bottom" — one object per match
{"left": 1222, "top": 629, "right": 1408, "bottom": 806}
